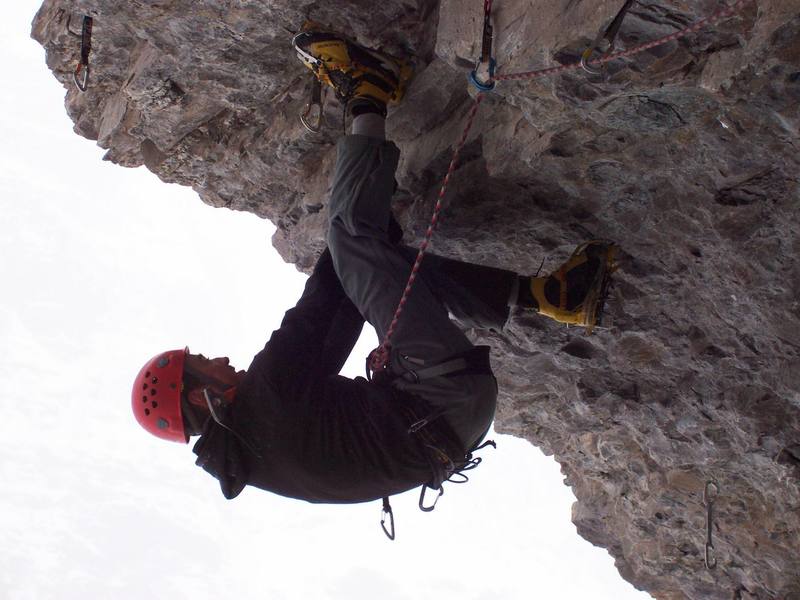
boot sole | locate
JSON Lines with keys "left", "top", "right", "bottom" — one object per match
{"left": 292, "top": 25, "right": 413, "bottom": 104}
{"left": 580, "top": 241, "right": 618, "bottom": 333}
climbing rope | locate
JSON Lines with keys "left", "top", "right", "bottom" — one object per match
{"left": 368, "top": 0, "right": 752, "bottom": 375}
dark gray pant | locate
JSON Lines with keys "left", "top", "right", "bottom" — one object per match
{"left": 327, "top": 135, "right": 515, "bottom": 451}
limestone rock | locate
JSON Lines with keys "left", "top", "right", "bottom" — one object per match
{"left": 32, "top": 0, "right": 800, "bottom": 597}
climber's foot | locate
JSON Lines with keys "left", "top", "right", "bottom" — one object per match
{"left": 292, "top": 21, "right": 413, "bottom": 115}
{"left": 528, "top": 240, "right": 618, "bottom": 332}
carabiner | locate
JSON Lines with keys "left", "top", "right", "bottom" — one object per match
{"left": 580, "top": 47, "right": 603, "bottom": 75}
{"left": 300, "top": 78, "right": 324, "bottom": 133}
{"left": 418, "top": 484, "right": 444, "bottom": 512}
{"left": 469, "top": 57, "right": 497, "bottom": 92}
{"left": 73, "top": 63, "right": 90, "bottom": 92}
{"left": 380, "top": 497, "right": 396, "bottom": 540}
{"left": 581, "top": 0, "right": 636, "bottom": 75}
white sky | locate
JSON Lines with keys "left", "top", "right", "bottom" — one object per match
{"left": 1, "top": 4, "right": 650, "bottom": 599}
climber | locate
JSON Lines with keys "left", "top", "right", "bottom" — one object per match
{"left": 132, "top": 24, "right": 616, "bottom": 526}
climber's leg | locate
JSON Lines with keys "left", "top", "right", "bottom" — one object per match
{"left": 327, "top": 133, "right": 496, "bottom": 452}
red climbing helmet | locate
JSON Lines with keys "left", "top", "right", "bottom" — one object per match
{"left": 132, "top": 348, "right": 188, "bottom": 443}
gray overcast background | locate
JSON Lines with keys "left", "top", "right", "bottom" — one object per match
{"left": 1, "top": 4, "right": 649, "bottom": 599}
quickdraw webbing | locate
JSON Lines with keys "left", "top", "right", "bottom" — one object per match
{"left": 368, "top": 0, "right": 752, "bottom": 375}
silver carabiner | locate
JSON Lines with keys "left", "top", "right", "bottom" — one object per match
{"left": 300, "top": 78, "right": 324, "bottom": 133}
{"left": 73, "top": 63, "right": 90, "bottom": 92}
{"left": 380, "top": 498, "right": 395, "bottom": 540}
{"left": 580, "top": 47, "right": 603, "bottom": 75}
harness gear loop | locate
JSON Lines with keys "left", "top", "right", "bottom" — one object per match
{"left": 469, "top": 0, "right": 497, "bottom": 91}
{"left": 581, "top": 0, "right": 637, "bottom": 74}
{"left": 703, "top": 480, "right": 719, "bottom": 569}
{"left": 300, "top": 78, "right": 324, "bottom": 133}
{"left": 73, "top": 16, "right": 93, "bottom": 92}
{"left": 380, "top": 497, "right": 396, "bottom": 540}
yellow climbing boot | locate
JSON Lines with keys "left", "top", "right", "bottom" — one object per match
{"left": 292, "top": 22, "right": 413, "bottom": 113}
{"left": 530, "top": 240, "right": 618, "bottom": 332}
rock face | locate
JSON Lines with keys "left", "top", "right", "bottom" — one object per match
{"left": 32, "top": 0, "right": 800, "bottom": 597}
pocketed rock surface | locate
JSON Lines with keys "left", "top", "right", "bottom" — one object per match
{"left": 32, "top": 0, "right": 800, "bottom": 597}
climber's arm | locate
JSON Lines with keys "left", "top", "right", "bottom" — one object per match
{"left": 249, "top": 248, "right": 365, "bottom": 398}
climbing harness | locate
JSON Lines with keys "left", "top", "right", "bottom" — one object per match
{"left": 367, "top": 0, "right": 752, "bottom": 377}
{"left": 71, "top": 15, "right": 93, "bottom": 92}
{"left": 367, "top": 345, "right": 492, "bottom": 385}
{"left": 300, "top": 78, "right": 325, "bottom": 133}
{"left": 704, "top": 480, "right": 719, "bottom": 570}
{"left": 468, "top": 0, "right": 496, "bottom": 91}
{"left": 581, "top": 0, "right": 637, "bottom": 75}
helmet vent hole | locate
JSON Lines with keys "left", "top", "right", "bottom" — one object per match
{"left": 145, "top": 371, "right": 151, "bottom": 378}
{"left": 142, "top": 383, "right": 148, "bottom": 390}
{"left": 151, "top": 401, "right": 158, "bottom": 408}
{"left": 151, "top": 376, "right": 159, "bottom": 384}
{"left": 141, "top": 396, "right": 147, "bottom": 403}
{"left": 144, "top": 408, "right": 151, "bottom": 416}
{"left": 150, "top": 389, "right": 157, "bottom": 396}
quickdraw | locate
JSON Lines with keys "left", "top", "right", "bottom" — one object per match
{"left": 469, "top": 0, "right": 496, "bottom": 91}
{"left": 703, "top": 480, "right": 719, "bottom": 570}
{"left": 368, "top": 0, "right": 752, "bottom": 377}
{"left": 581, "top": 0, "right": 637, "bottom": 75}
{"left": 72, "top": 15, "right": 93, "bottom": 92}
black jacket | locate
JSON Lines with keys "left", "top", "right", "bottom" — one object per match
{"left": 193, "top": 249, "right": 462, "bottom": 503}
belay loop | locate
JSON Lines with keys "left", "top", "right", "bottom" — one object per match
{"left": 73, "top": 16, "right": 93, "bottom": 92}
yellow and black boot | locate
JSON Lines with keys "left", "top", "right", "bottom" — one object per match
{"left": 292, "top": 22, "right": 413, "bottom": 115}
{"left": 523, "top": 240, "right": 618, "bottom": 332}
